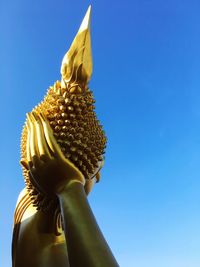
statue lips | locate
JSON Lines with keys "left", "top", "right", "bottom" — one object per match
{"left": 20, "top": 5, "right": 107, "bottom": 211}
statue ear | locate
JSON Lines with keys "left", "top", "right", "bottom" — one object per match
{"left": 60, "top": 5, "right": 92, "bottom": 90}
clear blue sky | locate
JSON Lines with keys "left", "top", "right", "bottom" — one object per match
{"left": 1, "top": 0, "right": 200, "bottom": 266}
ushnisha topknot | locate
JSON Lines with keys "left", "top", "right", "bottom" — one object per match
{"left": 20, "top": 6, "right": 107, "bottom": 211}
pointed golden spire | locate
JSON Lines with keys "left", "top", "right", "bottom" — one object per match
{"left": 61, "top": 5, "right": 92, "bottom": 91}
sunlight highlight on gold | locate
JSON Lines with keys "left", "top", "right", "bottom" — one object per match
{"left": 20, "top": 5, "right": 107, "bottom": 211}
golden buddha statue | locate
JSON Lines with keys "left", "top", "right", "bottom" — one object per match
{"left": 12, "top": 6, "right": 119, "bottom": 267}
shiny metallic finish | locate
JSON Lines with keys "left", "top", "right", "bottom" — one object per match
{"left": 20, "top": 6, "right": 106, "bottom": 211}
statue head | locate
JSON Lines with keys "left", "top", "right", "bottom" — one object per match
{"left": 20, "top": 6, "right": 107, "bottom": 211}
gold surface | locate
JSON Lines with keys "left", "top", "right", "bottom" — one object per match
{"left": 20, "top": 5, "right": 106, "bottom": 211}
{"left": 61, "top": 5, "right": 92, "bottom": 89}
{"left": 12, "top": 7, "right": 119, "bottom": 267}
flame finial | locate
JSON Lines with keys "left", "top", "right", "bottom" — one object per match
{"left": 61, "top": 6, "right": 92, "bottom": 91}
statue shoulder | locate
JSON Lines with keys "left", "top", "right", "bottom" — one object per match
{"left": 12, "top": 188, "right": 38, "bottom": 267}
{"left": 14, "top": 188, "right": 37, "bottom": 225}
